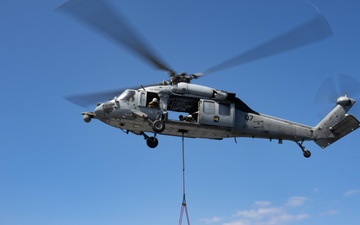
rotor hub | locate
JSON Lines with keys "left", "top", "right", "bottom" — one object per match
{"left": 168, "top": 71, "right": 203, "bottom": 85}
{"left": 337, "top": 95, "right": 355, "bottom": 106}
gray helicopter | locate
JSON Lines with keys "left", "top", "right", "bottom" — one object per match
{"left": 60, "top": 0, "right": 359, "bottom": 158}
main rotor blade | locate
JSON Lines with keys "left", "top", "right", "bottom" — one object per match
{"left": 65, "top": 89, "right": 124, "bottom": 107}
{"left": 58, "top": 0, "right": 172, "bottom": 72}
{"left": 65, "top": 83, "right": 163, "bottom": 107}
{"left": 203, "top": 14, "right": 332, "bottom": 75}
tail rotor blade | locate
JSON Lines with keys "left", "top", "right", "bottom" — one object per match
{"left": 316, "top": 75, "right": 360, "bottom": 118}
{"left": 337, "top": 74, "right": 360, "bottom": 97}
{"left": 338, "top": 74, "right": 360, "bottom": 117}
{"left": 316, "top": 77, "right": 338, "bottom": 105}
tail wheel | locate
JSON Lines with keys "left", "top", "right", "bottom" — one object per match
{"left": 303, "top": 150, "right": 311, "bottom": 158}
{"left": 152, "top": 120, "right": 165, "bottom": 133}
{"left": 296, "top": 141, "right": 311, "bottom": 158}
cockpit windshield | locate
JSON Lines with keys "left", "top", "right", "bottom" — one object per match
{"left": 118, "top": 90, "right": 136, "bottom": 102}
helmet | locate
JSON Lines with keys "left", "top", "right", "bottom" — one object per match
{"left": 152, "top": 98, "right": 158, "bottom": 102}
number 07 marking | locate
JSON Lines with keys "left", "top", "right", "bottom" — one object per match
{"left": 245, "top": 115, "right": 253, "bottom": 121}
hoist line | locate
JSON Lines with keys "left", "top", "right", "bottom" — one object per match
{"left": 182, "top": 132, "right": 186, "bottom": 200}
{"left": 178, "top": 132, "right": 190, "bottom": 225}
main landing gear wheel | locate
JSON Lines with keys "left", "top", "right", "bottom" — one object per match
{"left": 146, "top": 137, "right": 159, "bottom": 148}
{"left": 142, "top": 132, "right": 159, "bottom": 148}
{"left": 152, "top": 120, "right": 165, "bottom": 133}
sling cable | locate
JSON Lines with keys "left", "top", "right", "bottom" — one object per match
{"left": 178, "top": 131, "right": 191, "bottom": 225}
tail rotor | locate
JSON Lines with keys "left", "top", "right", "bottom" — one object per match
{"left": 315, "top": 74, "right": 360, "bottom": 117}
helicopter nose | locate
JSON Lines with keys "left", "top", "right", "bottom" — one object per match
{"left": 94, "top": 103, "right": 104, "bottom": 117}
{"left": 94, "top": 101, "right": 115, "bottom": 118}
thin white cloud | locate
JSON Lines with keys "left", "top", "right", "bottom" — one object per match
{"left": 234, "top": 207, "right": 283, "bottom": 219}
{"left": 220, "top": 196, "right": 310, "bottom": 225}
{"left": 286, "top": 196, "right": 307, "bottom": 207}
{"left": 344, "top": 189, "right": 360, "bottom": 197}
{"left": 312, "top": 187, "right": 320, "bottom": 194}
{"left": 319, "top": 209, "right": 339, "bottom": 216}
{"left": 267, "top": 213, "right": 309, "bottom": 225}
{"left": 199, "top": 216, "right": 223, "bottom": 224}
{"left": 223, "top": 220, "right": 250, "bottom": 225}
{"left": 254, "top": 201, "right": 272, "bottom": 207}
{"left": 199, "top": 195, "right": 341, "bottom": 225}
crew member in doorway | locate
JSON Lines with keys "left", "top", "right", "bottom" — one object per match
{"left": 148, "top": 98, "right": 159, "bottom": 108}
{"left": 179, "top": 113, "right": 195, "bottom": 122}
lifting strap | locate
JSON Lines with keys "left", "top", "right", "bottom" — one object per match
{"left": 178, "top": 132, "right": 191, "bottom": 225}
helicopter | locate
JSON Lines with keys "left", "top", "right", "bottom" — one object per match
{"left": 60, "top": 0, "right": 359, "bottom": 158}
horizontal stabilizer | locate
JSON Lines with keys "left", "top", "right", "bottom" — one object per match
{"left": 315, "top": 114, "right": 360, "bottom": 148}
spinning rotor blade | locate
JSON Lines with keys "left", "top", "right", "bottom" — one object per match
{"left": 203, "top": 14, "right": 332, "bottom": 75}
{"left": 65, "top": 83, "right": 163, "bottom": 107}
{"left": 58, "top": 0, "right": 172, "bottom": 72}
{"left": 316, "top": 74, "right": 360, "bottom": 104}
{"left": 338, "top": 74, "right": 360, "bottom": 98}
{"left": 315, "top": 76, "right": 338, "bottom": 105}
{"left": 65, "top": 89, "right": 125, "bottom": 107}
{"left": 316, "top": 74, "right": 360, "bottom": 117}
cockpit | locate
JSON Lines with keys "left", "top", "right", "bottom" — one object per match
{"left": 117, "top": 90, "right": 136, "bottom": 102}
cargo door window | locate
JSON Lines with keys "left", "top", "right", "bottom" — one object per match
{"left": 203, "top": 101, "right": 215, "bottom": 114}
{"left": 219, "top": 103, "right": 230, "bottom": 116}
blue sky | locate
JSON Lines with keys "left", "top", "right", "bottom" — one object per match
{"left": 1, "top": 0, "right": 360, "bottom": 225}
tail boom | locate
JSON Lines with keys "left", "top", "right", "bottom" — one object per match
{"left": 313, "top": 96, "right": 359, "bottom": 148}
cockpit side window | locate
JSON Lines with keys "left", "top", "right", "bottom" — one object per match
{"left": 118, "top": 90, "right": 136, "bottom": 102}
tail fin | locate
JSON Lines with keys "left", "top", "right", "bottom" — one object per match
{"left": 314, "top": 95, "right": 360, "bottom": 148}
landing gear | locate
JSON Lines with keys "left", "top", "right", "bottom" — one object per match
{"left": 296, "top": 141, "right": 311, "bottom": 158}
{"left": 146, "top": 137, "right": 159, "bottom": 148}
{"left": 143, "top": 113, "right": 166, "bottom": 148}
{"left": 150, "top": 112, "right": 167, "bottom": 133}
{"left": 303, "top": 149, "right": 311, "bottom": 158}
{"left": 152, "top": 120, "right": 165, "bottom": 133}
{"left": 142, "top": 132, "right": 159, "bottom": 148}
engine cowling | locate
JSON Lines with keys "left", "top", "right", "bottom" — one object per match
{"left": 172, "top": 82, "right": 228, "bottom": 100}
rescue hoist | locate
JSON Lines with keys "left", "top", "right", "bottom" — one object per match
{"left": 178, "top": 132, "right": 191, "bottom": 225}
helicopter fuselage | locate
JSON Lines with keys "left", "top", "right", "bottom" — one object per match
{"left": 82, "top": 82, "right": 358, "bottom": 157}
{"left": 86, "top": 84, "right": 312, "bottom": 143}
